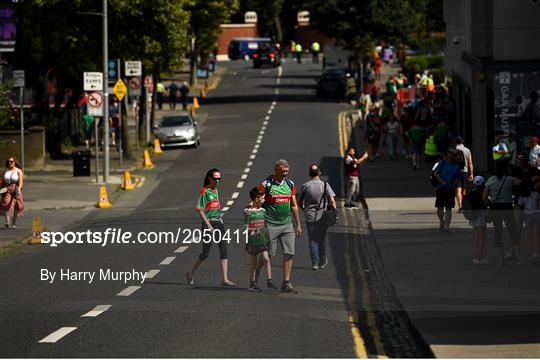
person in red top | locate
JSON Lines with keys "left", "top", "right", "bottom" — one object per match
{"left": 345, "top": 148, "right": 369, "bottom": 208}
{"left": 186, "top": 168, "right": 236, "bottom": 286}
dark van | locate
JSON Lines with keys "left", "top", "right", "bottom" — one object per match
{"left": 228, "top": 37, "right": 271, "bottom": 60}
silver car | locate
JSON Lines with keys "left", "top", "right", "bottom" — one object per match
{"left": 155, "top": 113, "right": 200, "bottom": 148}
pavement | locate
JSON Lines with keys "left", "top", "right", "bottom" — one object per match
{"left": 0, "top": 58, "right": 538, "bottom": 358}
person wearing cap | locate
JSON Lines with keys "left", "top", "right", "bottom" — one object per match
{"left": 466, "top": 176, "right": 489, "bottom": 264}
{"left": 529, "top": 136, "right": 540, "bottom": 170}
{"left": 433, "top": 149, "right": 462, "bottom": 235}
{"left": 455, "top": 136, "right": 474, "bottom": 212}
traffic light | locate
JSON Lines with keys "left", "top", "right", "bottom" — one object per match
{"left": 108, "top": 59, "right": 120, "bottom": 86}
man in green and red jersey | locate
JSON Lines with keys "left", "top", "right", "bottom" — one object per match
{"left": 258, "top": 159, "right": 302, "bottom": 293}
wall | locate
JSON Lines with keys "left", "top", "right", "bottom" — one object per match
{"left": 0, "top": 126, "right": 46, "bottom": 168}
{"left": 216, "top": 24, "right": 258, "bottom": 58}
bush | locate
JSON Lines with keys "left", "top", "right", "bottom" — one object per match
{"left": 404, "top": 55, "right": 444, "bottom": 72}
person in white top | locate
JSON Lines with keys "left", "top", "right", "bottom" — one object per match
{"left": 455, "top": 136, "right": 474, "bottom": 212}
{"left": 385, "top": 116, "right": 402, "bottom": 159}
{"left": 0, "top": 156, "right": 24, "bottom": 229}
{"left": 528, "top": 136, "right": 540, "bottom": 170}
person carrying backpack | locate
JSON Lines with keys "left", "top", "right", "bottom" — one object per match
{"left": 463, "top": 176, "right": 489, "bottom": 264}
{"left": 257, "top": 159, "right": 302, "bottom": 293}
{"left": 433, "top": 149, "right": 462, "bottom": 235}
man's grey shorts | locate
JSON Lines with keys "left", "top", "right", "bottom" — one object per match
{"left": 267, "top": 223, "right": 295, "bottom": 257}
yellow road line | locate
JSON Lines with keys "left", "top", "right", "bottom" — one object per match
{"left": 343, "top": 208, "right": 369, "bottom": 358}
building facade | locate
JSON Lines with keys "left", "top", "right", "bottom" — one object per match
{"left": 444, "top": 0, "right": 540, "bottom": 172}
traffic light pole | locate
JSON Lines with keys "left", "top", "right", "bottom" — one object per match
{"left": 102, "top": 0, "right": 110, "bottom": 183}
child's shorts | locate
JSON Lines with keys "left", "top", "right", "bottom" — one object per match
{"left": 470, "top": 210, "right": 486, "bottom": 229}
{"left": 245, "top": 242, "right": 269, "bottom": 255}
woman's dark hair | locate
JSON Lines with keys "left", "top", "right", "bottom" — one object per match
{"left": 249, "top": 187, "right": 263, "bottom": 201}
{"left": 5, "top": 156, "right": 22, "bottom": 170}
{"left": 495, "top": 159, "right": 509, "bottom": 179}
{"left": 203, "top": 168, "right": 220, "bottom": 186}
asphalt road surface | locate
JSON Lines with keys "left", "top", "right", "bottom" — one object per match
{"left": 0, "top": 59, "right": 429, "bottom": 358}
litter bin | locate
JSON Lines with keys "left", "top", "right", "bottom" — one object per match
{"left": 72, "top": 150, "right": 91, "bottom": 177}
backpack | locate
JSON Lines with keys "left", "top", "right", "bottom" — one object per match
{"left": 263, "top": 176, "right": 294, "bottom": 202}
{"left": 455, "top": 149, "right": 466, "bottom": 170}
{"left": 430, "top": 160, "right": 445, "bottom": 186}
{"left": 462, "top": 191, "right": 480, "bottom": 221}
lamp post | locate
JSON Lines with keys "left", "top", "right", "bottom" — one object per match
{"left": 102, "top": 0, "right": 110, "bottom": 183}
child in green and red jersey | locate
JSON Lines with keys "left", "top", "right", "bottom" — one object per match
{"left": 244, "top": 187, "right": 278, "bottom": 291}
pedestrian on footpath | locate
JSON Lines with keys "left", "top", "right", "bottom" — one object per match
{"left": 463, "top": 176, "right": 489, "bottom": 264}
{"left": 258, "top": 159, "right": 302, "bottom": 293}
{"left": 385, "top": 115, "right": 401, "bottom": 159}
{"left": 244, "top": 187, "right": 278, "bottom": 292}
{"left": 365, "top": 106, "right": 382, "bottom": 160}
{"left": 408, "top": 122, "right": 426, "bottom": 170}
{"left": 168, "top": 81, "right": 178, "bottom": 110}
{"left": 180, "top": 82, "right": 190, "bottom": 111}
{"left": 433, "top": 149, "right": 462, "bottom": 235}
{"left": 156, "top": 81, "right": 165, "bottom": 110}
{"left": 483, "top": 160, "right": 524, "bottom": 266}
{"left": 186, "top": 168, "right": 236, "bottom": 286}
{"left": 311, "top": 41, "right": 320, "bottom": 63}
{"left": 0, "top": 157, "right": 24, "bottom": 229}
{"left": 528, "top": 136, "right": 540, "bottom": 170}
{"left": 298, "top": 165, "right": 337, "bottom": 270}
{"left": 455, "top": 136, "right": 474, "bottom": 212}
{"left": 295, "top": 43, "right": 303, "bottom": 64}
{"left": 344, "top": 148, "right": 369, "bottom": 208}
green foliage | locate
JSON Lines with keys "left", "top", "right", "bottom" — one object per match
{"left": 0, "top": 81, "right": 15, "bottom": 129}
{"left": 235, "top": 0, "right": 283, "bottom": 39}
{"left": 190, "top": 0, "right": 240, "bottom": 57}
{"left": 404, "top": 54, "right": 444, "bottom": 71}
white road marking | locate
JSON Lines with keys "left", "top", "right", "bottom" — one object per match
{"left": 278, "top": 66, "right": 282, "bottom": 77}
{"left": 272, "top": 101, "right": 277, "bottom": 106}
{"left": 81, "top": 305, "right": 111, "bottom": 318}
{"left": 261, "top": 126, "right": 267, "bottom": 130}
{"left": 241, "top": 174, "right": 248, "bottom": 180}
{"left": 256, "top": 140, "right": 261, "bottom": 145}
{"left": 259, "top": 131, "right": 265, "bottom": 136}
{"left": 254, "top": 144, "right": 260, "bottom": 149}
{"left": 237, "top": 181, "right": 245, "bottom": 188}
{"left": 267, "top": 109, "right": 272, "bottom": 114}
{"left": 257, "top": 135, "right": 263, "bottom": 140}
{"left": 145, "top": 269, "right": 161, "bottom": 278}
{"left": 265, "top": 115, "right": 270, "bottom": 120}
{"left": 262, "top": 121, "right": 268, "bottom": 125}
{"left": 174, "top": 246, "right": 189, "bottom": 253}
{"left": 222, "top": 206, "right": 230, "bottom": 212}
{"left": 159, "top": 257, "right": 176, "bottom": 265}
{"left": 116, "top": 286, "right": 141, "bottom": 296}
{"left": 243, "top": 167, "right": 250, "bottom": 173}
{"left": 232, "top": 192, "right": 240, "bottom": 199}
{"left": 250, "top": 154, "right": 256, "bottom": 160}
{"left": 226, "top": 200, "right": 234, "bottom": 206}
{"left": 247, "top": 161, "right": 253, "bottom": 166}
{"left": 252, "top": 149, "right": 258, "bottom": 154}
{"left": 38, "top": 327, "right": 77, "bottom": 343}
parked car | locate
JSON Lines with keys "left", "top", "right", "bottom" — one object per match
{"left": 316, "top": 67, "right": 349, "bottom": 96}
{"left": 228, "top": 37, "right": 271, "bottom": 61}
{"left": 155, "top": 113, "right": 200, "bottom": 148}
{"left": 252, "top": 46, "right": 281, "bottom": 68}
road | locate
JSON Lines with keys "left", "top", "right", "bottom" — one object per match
{"left": 1, "top": 59, "right": 428, "bottom": 358}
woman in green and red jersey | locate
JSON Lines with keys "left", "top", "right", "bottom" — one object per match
{"left": 186, "top": 168, "right": 236, "bottom": 286}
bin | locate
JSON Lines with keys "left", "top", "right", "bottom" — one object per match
{"left": 72, "top": 150, "right": 91, "bottom": 177}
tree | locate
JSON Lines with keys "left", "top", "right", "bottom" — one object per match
{"left": 189, "top": 0, "right": 240, "bottom": 61}
{"left": 234, "top": 0, "right": 284, "bottom": 40}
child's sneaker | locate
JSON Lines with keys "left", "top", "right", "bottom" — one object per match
{"left": 267, "top": 279, "right": 279, "bottom": 291}
{"left": 248, "top": 281, "right": 261, "bottom": 292}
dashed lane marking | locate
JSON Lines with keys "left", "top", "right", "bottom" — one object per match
{"left": 174, "top": 246, "right": 189, "bottom": 253}
{"left": 237, "top": 181, "right": 245, "bottom": 188}
{"left": 81, "top": 305, "right": 111, "bottom": 318}
{"left": 116, "top": 286, "right": 141, "bottom": 296}
{"left": 265, "top": 115, "right": 270, "bottom": 120}
{"left": 38, "top": 327, "right": 77, "bottom": 343}
{"left": 249, "top": 154, "right": 256, "bottom": 160}
{"left": 227, "top": 200, "right": 235, "bottom": 205}
{"left": 159, "top": 257, "right": 176, "bottom": 265}
{"left": 232, "top": 192, "right": 240, "bottom": 199}
{"left": 241, "top": 174, "right": 248, "bottom": 180}
{"left": 247, "top": 161, "right": 253, "bottom": 167}
{"left": 243, "top": 167, "right": 250, "bottom": 173}
{"left": 222, "top": 206, "right": 230, "bottom": 212}
{"left": 145, "top": 269, "right": 161, "bottom": 278}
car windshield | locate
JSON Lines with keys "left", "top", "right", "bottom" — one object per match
{"left": 160, "top": 116, "right": 192, "bottom": 127}
{"left": 323, "top": 68, "right": 346, "bottom": 76}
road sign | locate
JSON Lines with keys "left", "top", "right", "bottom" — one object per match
{"left": 84, "top": 72, "right": 103, "bottom": 91}
{"left": 113, "top": 79, "right": 127, "bottom": 100}
{"left": 13, "top": 70, "right": 24, "bottom": 88}
{"left": 87, "top": 91, "right": 104, "bottom": 116}
{"left": 125, "top": 61, "right": 142, "bottom": 76}
{"left": 108, "top": 59, "right": 120, "bottom": 86}
{"left": 128, "top": 76, "right": 141, "bottom": 97}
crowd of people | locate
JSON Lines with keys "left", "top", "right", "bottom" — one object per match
{"left": 185, "top": 160, "right": 338, "bottom": 292}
